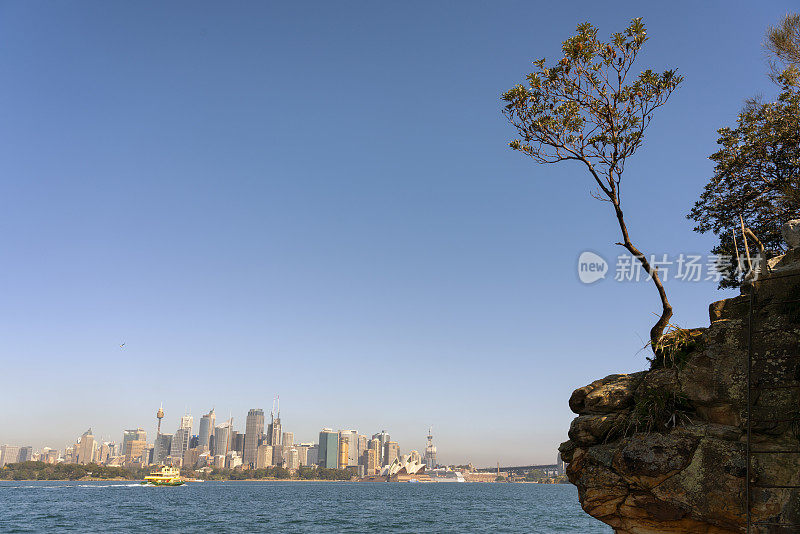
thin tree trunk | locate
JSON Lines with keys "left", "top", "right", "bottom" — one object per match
{"left": 612, "top": 202, "right": 673, "bottom": 348}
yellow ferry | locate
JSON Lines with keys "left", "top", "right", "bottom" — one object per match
{"left": 141, "top": 466, "right": 185, "bottom": 486}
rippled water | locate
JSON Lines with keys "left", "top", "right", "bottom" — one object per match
{"left": 0, "top": 481, "right": 612, "bottom": 533}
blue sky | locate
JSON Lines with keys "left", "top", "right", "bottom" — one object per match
{"left": 0, "top": 1, "right": 795, "bottom": 465}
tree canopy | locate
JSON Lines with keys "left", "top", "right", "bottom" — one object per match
{"left": 689, "top": 14, "right": 800, "bottom": 288}
{"left": 502, "top": 18, "right": 682, "bottom": 346}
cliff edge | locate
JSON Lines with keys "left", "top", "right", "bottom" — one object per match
{"left": 560, "top": 249, "right": 800, "bottom": 533}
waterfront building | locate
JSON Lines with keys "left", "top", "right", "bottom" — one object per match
{"left": 244, "top": 409, "right": 265, "bottom": 468}
{"left": 213, "top": 454, "right": 226, "bottom": 469}
{"left": 198, "top": 409, "right": 216, "bottom": 452}
{"left": 153, "top": 433, "right": 172, "bottom": 464}
{"left": 318, "top": 428, "right": 338, "bottom": 468}
{"left": 0, "top": 445, "right": 20, "bottom": 467}
{"left": 256, "top": 444, "right": 273, "bottom": 468}
{"left": 338, "top": 435, "right": 349, "bottom": 469}
{"left": 385, "top": 441, "right": 400, "bottom": 466}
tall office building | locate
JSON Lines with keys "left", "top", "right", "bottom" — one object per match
{"left": 0, "top": 445, "right": 20, "bottom": 467}
{"left": 306, "top": 444, "right": 318, "bottom": 467}
{"left": 122, "top": 428, "right": 146, "bottom": 460}
{"left": 18, "top": 446, "right": 33, "bottom": 463}
{"left": 281, "top": 432, "right": 293, "bottom": 448}
{"left": 425, "top": 427, "right": 437, "bottom": 469}
{"left": 363, "top": 448, "right": 377, "bottom": 475}
{"left": 339, "top": 430, "right": 358, "bottom": 466}
{"left": 318, "top": 428, "right": 338, "bottom": 468}
{"left": 338, "top": 436, "right": 349, "bottom": 469}
{"left": 285, "top": 447, "right": 300, "bottom": 470}
{"left": 214, "top": 421, "right": 233, "bottom": 457}
{"left": 244, "top": 409, "right": 265, "bottom": 468}
{"left": 256, "top": 445, "right": 273, "bottom": 468}
{"left": 372, "top": 430, "right": 390, "bottom": 466}
{"left": 368, "top": 438, "right": 381, "bottom": 468}
{"left": 154, "top": 433, "right": 172, "bottom": 464}
{"left": 198, "top": 409, "right": 216, "bottom": 452}
{"left": 385, "top": 441, "right": 400, "bottom": 466}
{"left": 169, "top": 414, "right": 194, "bottom": 458}
{"left": 76, "top": 428, "right": 97, "bottom": 465}
{"left": 124, "top": 439, "right": 146, "bottom": 464}
{"left": 267, "top": 396, "right": 281, "bottom": 447}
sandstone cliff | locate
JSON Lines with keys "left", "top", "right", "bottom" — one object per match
{"left": 560, "top": 249, "right": 800, "bottom": 534}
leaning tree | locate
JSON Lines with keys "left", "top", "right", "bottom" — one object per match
{"left": 501, "top": 18, "right": 682, "bottom": 347}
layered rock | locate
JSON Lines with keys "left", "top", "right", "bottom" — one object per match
{"left": 560, "top": 252, "right": 800, "bottom": 533}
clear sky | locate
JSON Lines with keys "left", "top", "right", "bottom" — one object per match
{"left": 0, "top": 1, "right": 795, "bottom": 466}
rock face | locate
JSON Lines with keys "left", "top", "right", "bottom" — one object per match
{"left": 560, "top": 252, "right": 800, "bottom": 534}
{"left": 783, "top": 219, "right": 800, "bottom": 249}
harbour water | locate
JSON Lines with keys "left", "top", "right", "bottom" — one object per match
{"left": 0, "top": 481, "right": 612, "bottom": 532}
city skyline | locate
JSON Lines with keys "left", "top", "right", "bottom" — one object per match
{"left": 1, "top": 401, "right": 502, "bottom": 468}
{"left": 1, "top": 1, "right": 796, "bottom": 466}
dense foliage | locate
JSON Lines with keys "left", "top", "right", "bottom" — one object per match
{"left": 0, "top": 462, "right": 142, "bottom": 481}
{"left": 688, "top": 72, "right": 800, "bottom": 288}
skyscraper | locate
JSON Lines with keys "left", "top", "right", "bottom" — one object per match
{"left": 425, "top": 427, "right": 437, "bottom": 469}
{"left": 198, "top": 409, "right": 216, "bottom": 452}
{"left": 368, "top": 438, "right": 381, "bottom": 468}
{"left": 338, "top": 435, "right": 349, "bottom": 469}
{"left": 0, "top": 445, "right": 20, "bottom": 467}
{"left": 153, "top": 433, "right": 172, "bottom": 464}
{"left": 318, "top": 428, "right": 338, "bottom": 468}
{"left": 18, "top": 446, "right": 33, "bottom": 463}
{"left": 385, "top": 441, "right": 400, "bottom": 466}
{"left": 76, "top": 428, "right": 97, "bottom": 465}
{"left": 267, "top": 396, "right": 281, "bottom": 446}
{"left": 281, "top": 432, "right": 293, "bottom": 448}
{"left": 372, "top": 430, "right": 390, "bottom": 466}
{"left": 256, "top": 444, "right": 273, "bottom": 468}
{"left": 214, "top": 420, "right": 233, "bottom": 458}
{"left": 170, "top": 413, "right": 193, "bottom": 460}
{"left": 244, "top": 408, "right": 265, "bottom": 468}
{"left": 339, "top": 430, "right": 358, "bottom": 466}
{"left": 122, "top": 428, "right": 146, "bottom": 460}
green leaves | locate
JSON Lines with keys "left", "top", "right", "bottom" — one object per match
{"left": 502, "top": 18, "right": 681, "bottom": 178}
{"left": 688, "top": 75, "right": 800, "bottom": 288}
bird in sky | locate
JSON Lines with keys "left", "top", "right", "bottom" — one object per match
{"left": 120, "top": 343, "right": 126, "bottom": 348}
